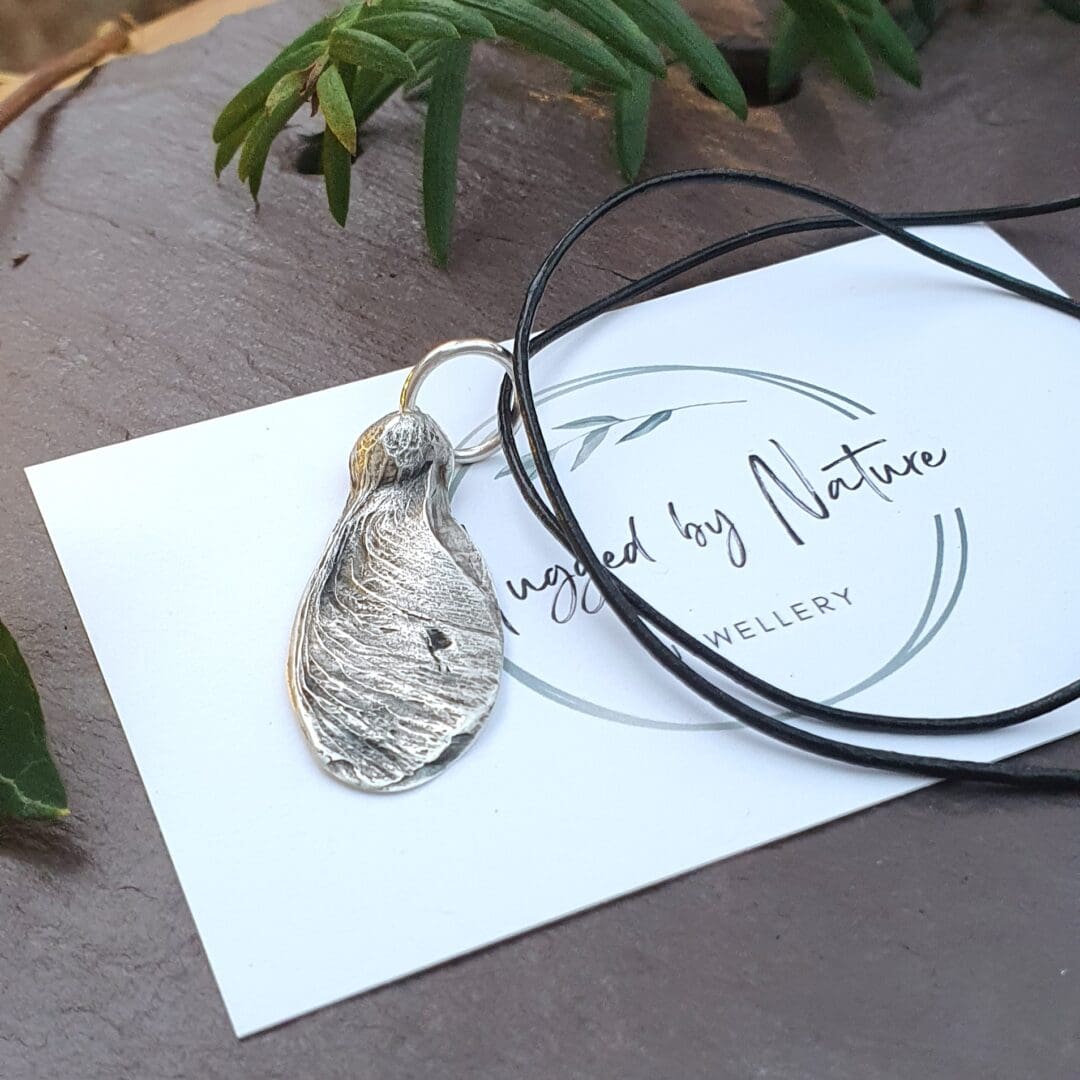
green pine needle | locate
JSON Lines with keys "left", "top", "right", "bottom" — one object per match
{"left": 614, "top": 65, "right": 652, "bottom": 181}
{"left": 423, "top": 40, "right": 473, "bottom": 264}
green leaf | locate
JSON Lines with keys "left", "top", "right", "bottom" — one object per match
{"left": 614, "top": 65, "right": 651, "bottom": 181}
{"left": 409, "top": 37, "right": 450, "bottom": 66}
{"left": 322, "top": 128, "right": 353, "bottom": 226}
{"left": 780, "top": 0, "right": 876, "bottom": 98}
{"left": 238, "top": 90, "right": 305, "bottom": 199}
{"left": 212, "top": 37, "right": 327, "bottom": 143}
{"left": 572, "top": 426, "right": 609, "bottom": 468}
{"left": 423, "top": 40, "right": 473, "bottom": 264}
{"left": 351, "top": 69, "right": 405, "bottom": 124}
{"left": 317, "top": 64, "right": 358, "bottom": 154}
{"left": 545, "top": 0, "right": 667, "bottom": 78}
{"left": 912, "top": 0, "right": 936, "bottom": 27}
{"left": 768, "top": 8, "right": 815, "bottom": 101}
{"left": 836, "top": 0, "right": 875, "bottom": 16}
{"left": 352, "top": 40, "right": 446, "bottom": 119}
{"left": 0, "top": 618, "right": 67, "bottom": 821}
{"left": 405, "top": 79, "right": 434, "bottom": 101}
{"left": 1044, "top": 0, "right": 1080, "bottom": 21}
{"left": 610, "top": 0, "right": 747, "bottom": 119}
{"left": 336, "top": 2, "right": 366, "bottom": 29}
{"left": 329, "top": 28, "right": 418, "bottom": 78}
{"left": 851, "top": 0, "right": 921, "bottom": 87}
{"left": 460, "top": 0, "right": 632, "bottom": 88}
{"left": 265, "top": 69, "right": 307, "bottom": 114}
{"left": 405, "top": 51, "right": 442, "bottom": 91}
{"left": 617, "top": 409, "right": 671, "bottom": 441}
{"left": 214, "top": 110, "right": 258, "bottom": 177}
{"left": 375, "top": 0, "right": 498, "bottom": 39}
{"left": 358, "top": 12, "right": 462, "bottom": 42}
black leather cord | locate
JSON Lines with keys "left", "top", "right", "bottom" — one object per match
{"left": 495, "top": 169, "right": 1080, "bottom": 789}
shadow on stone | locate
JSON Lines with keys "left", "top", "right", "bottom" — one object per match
{"left": 0, "top": 66, "right": 102, "bottom": 236}
{"left": 0, "top": 818, "right": 90, "bottom": 873}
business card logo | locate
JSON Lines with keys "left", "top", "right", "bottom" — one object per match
{"left": 454, "top": 364, "right": 965, "bottom": 731}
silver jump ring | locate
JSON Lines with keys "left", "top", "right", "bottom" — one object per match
{"left": 400, "top": 338, "right": 520, "bottom": 466}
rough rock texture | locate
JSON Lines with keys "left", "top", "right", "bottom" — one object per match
{"left": 1, "top": 1, "right": 1078, "bottom": 1076}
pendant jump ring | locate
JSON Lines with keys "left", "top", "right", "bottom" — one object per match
{"left": 400, "top": 339, "right": 520, "bottom": 465}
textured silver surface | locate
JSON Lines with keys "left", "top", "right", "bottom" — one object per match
{"left": 288, "top": 409, "right": 503, "bottom": 792}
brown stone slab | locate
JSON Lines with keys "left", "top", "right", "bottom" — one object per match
{"left": 1, "top": 1, "right": 1078, "bottom": 1075}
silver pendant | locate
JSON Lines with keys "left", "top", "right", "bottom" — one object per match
{"left": 287, "top": 341, "right": 516, "bottom": 792}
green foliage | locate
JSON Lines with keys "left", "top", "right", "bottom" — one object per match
{"left": 781, "top": 0, "right": 876, "bottom": 98}
{"left": 768, "top": 8, "right": 816, "bottom": 101}
{"left": 911, "top": 0, "right": 936, "bottom": 28}
{"left": 318, "top": 63, "right": 359, "bottom": 154}
{"left": 464, "top": 0, "right": 632, "bottom": 88}
{"left": 547, "top": 0, "right": 666, "bottom": 78}
{"left": 214, "top": 0, "right": 1080, "bottom": 263}
{"left": 1044, "top": 0, "right": 1080, "bottom": 21}
{"left": 613, "top": 0, "right": 745, "bottom": 116}
{"left": 0, "top": 618, "right": 67, "bottom": 821}
{"left": 423, "top": 40, "right": 473, "bottom": 264}
{"left": 614, "top": 65, "right": 652, "bottom": 181}
{"left": 853, "top": 0, "right": 922, "bottom": 88}
{"left": 329, "top": 27, "right": 418, "bottom": 75}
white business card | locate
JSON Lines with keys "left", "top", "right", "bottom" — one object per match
{"left": 27, "top": 226, "right": 1080, "bottom": 1036}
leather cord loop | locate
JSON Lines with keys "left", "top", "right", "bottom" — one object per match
{"left": 494, "top": 169, "right": 1080, "bottom": 790}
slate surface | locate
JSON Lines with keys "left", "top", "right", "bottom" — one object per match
{"left": 1, "top": 1, "right": 1078, "bottom": 1076}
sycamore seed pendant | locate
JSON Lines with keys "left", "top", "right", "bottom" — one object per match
{"left": 287, "top": 341, "right": 514, "bottom": 792}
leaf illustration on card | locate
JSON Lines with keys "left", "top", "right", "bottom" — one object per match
{"left": 494, "top": 454, "right": 535, "bottom": 481}
{"left": 572, "top": 426, "right": 610, "bottom": 470}
{"left": 617, "top": 409, "right": 673, "bottom": 442}
{"left": 494, "top": 444, "right": 559, "bottom": 481}
{"left": 554, "top": 415, "right": 622, "bottom": 429}
{"left": 494, "top": 396, "right": 744, "bottom": 481}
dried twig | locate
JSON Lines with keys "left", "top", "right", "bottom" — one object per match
{"left": 0, "top": 16, "right": 134, "bottom": 135}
